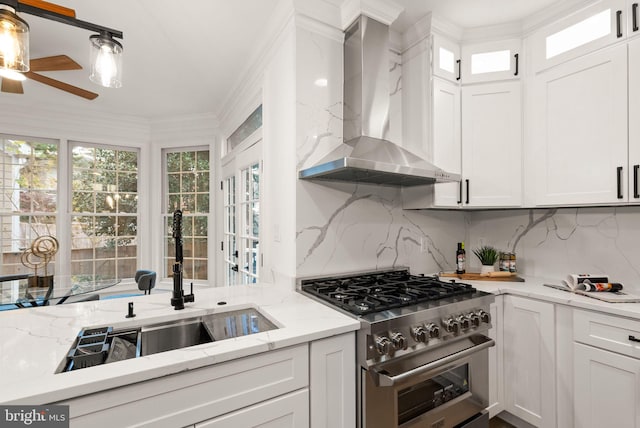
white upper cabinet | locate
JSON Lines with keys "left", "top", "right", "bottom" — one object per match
{"left": 461, "top": 39, "right": 521, "bottom": 84}
{"left": 433, "top": 33, "right": 461, "bottom": 83}
{"left": 532, "top": 44, "right": 628, "bottom": 206}
{"left": 461, "top": 81, "right": 522, "bottom": 207}
{"left": 629, "top": 37, "right": 640, "bottom": 203}
{"left": 532, "top": 0, "right": 629, "bottom": 72}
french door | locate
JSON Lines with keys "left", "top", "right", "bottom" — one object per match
{"left": 221, "top": 141, "right": 261, "bottom": 285}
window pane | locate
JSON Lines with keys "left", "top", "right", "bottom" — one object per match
{"left": 439, "top": 47, "right": 455, "bottom": 73}
{"left": 71, "top": 145, "right": 139, "bottom": 280}
{"left": 163, "top": 148, "right": 210, "bottom": 281}
{"left": 0, "top": 138, "right": 58, "bottom": 275}
{"left": 471, "top": 50, "right": 511, "bottom": 74}
{"left": 546, "top": 9, "right": 611, "bottom": 59}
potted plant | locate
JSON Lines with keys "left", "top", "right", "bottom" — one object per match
{"left": 473, "top": 245, "right": 499, "bottom": 274}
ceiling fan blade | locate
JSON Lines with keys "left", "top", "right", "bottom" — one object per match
{"left": 1, "top": 79, "right": 24, "bottom": 94}
{"left": 30, "top": 55, "right": 82, "bottom": 72}
{"left": 24, "top": 72, "right": 98, "bottom": 100}
{"left": 17, "top": 0, "right": 75, "bottom": 18}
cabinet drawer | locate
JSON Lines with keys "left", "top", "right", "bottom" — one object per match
{"left": 574, "top": 309, "right": 640, "bottom": 358}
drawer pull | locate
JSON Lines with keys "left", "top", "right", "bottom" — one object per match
{"left": 629, "top": 335, "right": 640, "bottom": 343}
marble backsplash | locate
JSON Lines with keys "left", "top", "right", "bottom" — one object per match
{"left": 466, "top": 207, "right": 640, "bottom": 294}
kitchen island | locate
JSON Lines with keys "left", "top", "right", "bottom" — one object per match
{"left": 0, "top": 283, "right": 360, "bottom": 427}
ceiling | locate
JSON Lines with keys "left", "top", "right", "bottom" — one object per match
{"left": 6, "top": 0, "right": 568, "bottom": 121}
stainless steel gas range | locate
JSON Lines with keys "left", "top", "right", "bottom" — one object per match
{"left": 299, "top": 268, "right": 495, "bottom": 428}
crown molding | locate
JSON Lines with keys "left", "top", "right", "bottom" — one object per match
{"left": 461, "top": 21, "right": 524, "bottom": 42}
{"left": 341, "top": 0, "right": 403, "bottom": 30}
{"left": 431, "top": 15, "right": 463, "bottom": 41}
{"left": 522, "top": 0, "right": 598, "bottom": 35}
{"left": 150, "top": 112, "right": 219, "bottom": 143}
{"left": 401, "top": 12, "right": 431, "bottom": 52}
{"left": 295, "top": 13, "right": 344, "bottom": 43}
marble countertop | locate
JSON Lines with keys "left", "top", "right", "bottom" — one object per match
{"left": 0, "top": 283, "right": 360, "bottom": 405}
{"left": 466, "top": 275, "right": 640, "bottom": 319}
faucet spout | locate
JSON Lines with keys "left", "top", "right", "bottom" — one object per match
{"left": 170, "top": 209, "right": 194, "bottom": 310}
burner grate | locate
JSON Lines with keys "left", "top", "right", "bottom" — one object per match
{"left": 302, "top": 271, "right": 475, "bottom": 315}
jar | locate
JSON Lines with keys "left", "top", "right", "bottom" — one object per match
{"left": 509, "top": 253, "right": 517, "bottom": 272}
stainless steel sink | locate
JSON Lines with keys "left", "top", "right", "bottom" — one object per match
{"left": 140, "top": 317, "right": 212, "bottom": 356}
{"left": 59, "top": 307, "right": 278, "bottom": 372}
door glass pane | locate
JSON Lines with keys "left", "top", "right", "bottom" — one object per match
{"left": 224, "top": 176, "right": 237, "bottom": 285}
{"left": 471, "top": 50, "right": 511, "bottom": 74}
{"left": 439, "top": 47, "right": 455, "bottom": 73}
{"left": 546, "top": 9, "right": 611, "bottom": 59}
{"left": 238, "top": 162, "right": 259, "bottom": 284}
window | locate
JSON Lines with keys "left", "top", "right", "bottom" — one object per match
{"left": 227, "top": 105, "right": 262, "bottom": 152}
{"left": 164, "top": 149, "right": 210, "bottom": 281}
{"left": 546, "top": 9, "right": 611, "bottom": 59}
{"left": 0, "top": 137, "right": 57, "bottom": 274}
{"left": 71, "top": 145, "right": 138, "bottom": 280}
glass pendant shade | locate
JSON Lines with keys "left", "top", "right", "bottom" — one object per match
{"left": 89, "top": 32, "right": 122, "bottom": 88}
{"left": 0, "top": 8, "right": 29, "bottom": 73}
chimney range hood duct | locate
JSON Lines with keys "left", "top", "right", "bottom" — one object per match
{"left": 298, "top": 15, "right": 460, "bottom": 187}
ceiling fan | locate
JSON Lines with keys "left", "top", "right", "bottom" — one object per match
{"left": 1, "top": 54, "right": 99, "bottom": 100}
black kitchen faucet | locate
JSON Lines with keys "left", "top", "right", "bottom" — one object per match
{"left": 170, "top": 209, "right": 194, "bottom": 310}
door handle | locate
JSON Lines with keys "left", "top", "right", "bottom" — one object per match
{"left": 629, "top": 335, "right": 640, "bottom": 343}
{"left": 634, "top": 165, "right": 639, "bottom": 198}
{"left": 617, "top": 10, "right": 623, "bottom": 37}
{"left": 456, "top": 59, "right": 461, "bottom": 81}
{"left": 457, "top": 181, "right": 463, "bottom": 204}
{"left": 231, "top": 265, "right": 239, "bottom": 272}
{"left": 617, "top": 166, "right": 624, "bottom": 199}
{"left": 514, "top": 53, "right": 519, "bottom": 76}
{"left": 633, "top": 3, "right": 639, "bottom": 32}
{"left": 465, "top": 179, "right": 470, "bottom": 204}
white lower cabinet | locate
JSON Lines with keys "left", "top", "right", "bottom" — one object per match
{"left": 196, "top": 390, "right": 309, "bottom": 428}
{"left": 56, "top": 332, "right": 356, "bottom": 428}
{"left": 503, "top": 296, "right": 556, "bottom": 427}
{"left": 572, "top": 309, "right": 640, "bottom": 428}
{"left": 487, "top": 296, "right": 504, "bottom": 417}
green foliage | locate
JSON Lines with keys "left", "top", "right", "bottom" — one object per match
{"left": 473, "top": 245, "right": 499, "bottom": 266}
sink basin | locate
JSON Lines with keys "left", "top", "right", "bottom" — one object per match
{"left": 140, "top": 317, "right": 212, "bottom": 356}
{"left": 59, "top": 307, "right": 278, "bottom": 372}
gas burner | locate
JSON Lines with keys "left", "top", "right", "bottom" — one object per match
{"left": 300, "top": 270, "right": 478, "bottom": 315}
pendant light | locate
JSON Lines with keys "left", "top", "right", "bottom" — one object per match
{"left": 89, "top": 31, "right": 122, "bottom": 88}
{"left": 0, "top": 0, "right": 123, "bottom": 88}
{"left": 0, "top": 4, "right": 29, "bottom": 74}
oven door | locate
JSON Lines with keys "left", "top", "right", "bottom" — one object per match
{"left": 361, "top": 334, "right": 494, "bottom": 428}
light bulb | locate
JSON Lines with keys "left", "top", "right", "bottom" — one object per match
{"left": 89, "top": 33, "right": 122, "bottom": 88}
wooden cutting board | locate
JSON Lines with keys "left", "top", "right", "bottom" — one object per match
{"left": 439, "top": 272, "right": 525, "bottom": 282}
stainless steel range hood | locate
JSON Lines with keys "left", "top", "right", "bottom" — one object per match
{"left": 298, "top": 15, "right": 460, "bottom": 187}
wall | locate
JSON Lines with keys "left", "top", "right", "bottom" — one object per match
{"left": 466, "top": 207, "right": 640, "bottom": 294}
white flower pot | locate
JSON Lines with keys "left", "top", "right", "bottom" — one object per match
{"left": 480, "top": 265, "right": 494, "bottom": 275}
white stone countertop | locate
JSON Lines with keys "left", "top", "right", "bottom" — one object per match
{"left": 465, "top": 275, "right": 640, "bottom": 319}
{"left": 0, "top": 283, "right": 360, "bottom": 405}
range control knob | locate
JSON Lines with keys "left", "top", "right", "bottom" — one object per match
{"left": 467, "top": 312, "right": 481, "bottom": 327}
{"left": 411, "top": 325, "right": 427, "bottom": 343}
{"left": 390, "top": 332, "right": 407, "bottom": 350}
{"left": 424, "top": 322, "right": 440, "bottom": 339}
{"left": 374, "top": 336, "right": 392, "bottom": 356}
{"left": 455, "top": 315, "right": 471, "bottom": 330}
{"left": 476, "top": 310, "right": 491, "bottom": 324}
{"left": 442, "top": 318, "right": 460, "bottom": 334}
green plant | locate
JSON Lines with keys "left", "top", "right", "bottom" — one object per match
{"left": 473, "top": 245, "right": 499, "bottom": 266}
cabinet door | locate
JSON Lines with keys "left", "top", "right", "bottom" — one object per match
{"left": 487, "top": 297, "right": 504, "bottom": 418}
{"left": 532, "top": 0, "right": 626, "bottom": 71}
{"left": 196, "top": 390, "right": 309, "bottom": 428}
{"left": 433, "top": 77, "right": 462, "bottom": 207}
{"left": 532, "top": 44, "right": 628, "bottom": 206}
{"left": 461, "top": 81, "right": 522, "bottom": 207}
{"left": 630, "top": 37, "right": 640, "bottom": 203}
{"left": 433, "top": 34, "right": 461, "bottom": 83}
{"left": 574, "top": 343, "right": 640, "bottom": 428}
{"left": 461, "top": 39, "right": 521, "bottom": 84}
{"left": 310, "top": 333, "right": 355, "bottom": 428}
{"left": 503, "top": 296, "right": 556, "bottom": 427}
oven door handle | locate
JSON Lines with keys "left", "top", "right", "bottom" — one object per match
{"left": 372, "top": 335, "right": 495, "bottom": 387}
